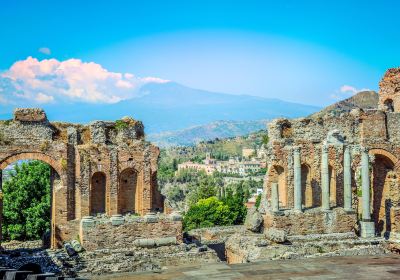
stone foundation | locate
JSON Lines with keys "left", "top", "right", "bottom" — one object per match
{"left": 80, "top": 213, "right": 183, "bottom": 251}
{"left": 264, "top": 208, "right": 357, "bottom": 235}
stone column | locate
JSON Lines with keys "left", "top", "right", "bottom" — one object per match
{"left": 360, "top": 147, "right": 375, "bottom": 238}
{"left": 271, "top": 182, "right": 279, "bottom": 212}
{"left": 361, "top": 148, "right": 371, "bottom": 220}
{"left": 343, "top": 146, "right": 352, "bottom": 212}
{"left": 321, "top": 145, "right": 330, "bottom": 210}
{"left": 293, "top": 147, "right": 302, "bottom": 212}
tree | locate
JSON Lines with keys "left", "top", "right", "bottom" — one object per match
{"left": 222, "top": 184, "right": 248, "bottom": 225}
{"left": 183, "top": 197, "right": 234, "bottom": 231}
{"left": 2, "top": 161, "right": 51, "bottom": 241}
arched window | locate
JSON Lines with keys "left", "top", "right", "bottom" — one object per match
{"left": 90, "top": 172, "right": 106, "bottom": 215}
{"left": 118, "top": 168, "right": 138, "bottom": 214}
{"left": 384, "top": 99, "right": 394, "bottom": 112}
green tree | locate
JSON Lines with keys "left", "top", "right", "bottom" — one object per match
{"left": 222, "top": 184, "right": 248, "bottom": 225}
{"left": 183, "top": 197, "right": 234, "bottom": 231}
{"left": 2, "top": 161, "right": 51, "bottom": 241}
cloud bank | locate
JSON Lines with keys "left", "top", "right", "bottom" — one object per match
{"left": 0, "top": 57, "right": 168, "bottom": 104}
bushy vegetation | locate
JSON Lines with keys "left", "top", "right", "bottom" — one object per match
{"left": 2, "top": 161, "right": 51, "bottom": 241}
{"left": 183, "top": 182, "right": 249, "bottom": 231}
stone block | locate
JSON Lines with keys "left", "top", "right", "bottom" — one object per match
{"left": 264, "top": 228, "right": 287, "bottom": 243}
{"left": 144, "top": 212, "right": 159, "bottom": 223}
{"left": 360, "top": 221, "right": 375, "bottom": 238}
{"left": 244, "top": 208, "right": 263, "bottom": 232}
{"left": 134, "top": 238, "right": 156, "bottom": 248}
{"left": 81, "top": 216, "right": 95, "bottom": 230}
{"left": 155, "top": 236, "right": 177, "bottom": 246}
{"left": 13, "top": 108, "right": 47, "bottom": 122}
{"left": 110, "top": 214, "right": 125, "bottom": 226}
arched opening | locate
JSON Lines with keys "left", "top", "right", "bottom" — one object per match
{"left": 118, "top": 168, "right": 138, "bottom": 214}
{"left": 372, "top": 154, "right": 396, "bottom": 237}
{"left": 384, "top": 99, "right": 394, "bottom": 112}
{"left": 280, "top": 122, "right": 292, "bottom": 138}
{"left": 90, "top": 172, "right": 106, "bottom": 215}
{"left": 1, "top": 158, "right": 59, "bottom": 249}
{"left": 329, "top": 165, "right": 337, "bottom": 207}
{"left": 270, "top": 166, "right": 287, "bottom": 209}
{"left": 18, "top": 263, "right": 42, "bottom": 274}
{"left": 301, "top": 164, "right": 313, "bottom": 208}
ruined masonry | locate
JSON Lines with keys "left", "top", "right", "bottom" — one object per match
{"left": 0, "top": 110, "right": 181, "bottom": 249}
{"left": 262, "top": 67, "right": 400, "bottom": 241}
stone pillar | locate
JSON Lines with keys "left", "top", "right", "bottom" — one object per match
{"left": 321, "top": 145, "right": 330, "bottom": 210}
{"left": 343, "top": 146, "right": 352, "bottom": 212}
{"left": 271, "top": 182, "right": 279, "bottom": 212}
{"left": 360, "top": 148, "right": 375, "bottom": 238}
{"left": 293, "top": 147, "right": 302, "bottom": 212}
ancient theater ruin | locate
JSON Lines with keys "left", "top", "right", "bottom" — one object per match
{"left": 262, "top": 68, "right": 400, "bottom": 240}
{"left": 0, "top": 109, "right": 182, "bottom": 249}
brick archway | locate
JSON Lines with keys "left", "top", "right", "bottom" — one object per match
{"left": 0, "top": 152, "right": 62, "bottom": 176}
{"left": 0, "top": 152, "right": 66, "bottom": 249}
{"left": 369, "top": 149, "right": 398, "bottom": 237}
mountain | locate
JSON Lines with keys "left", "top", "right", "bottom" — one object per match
{"left": 148, "top": 119, "right": 269, "bottom": 147}
{"left": 0, "top": 82, "right": 320, "bottom": 134}
{"left": 311, "top": 90, "right": 378, "bottom": 118}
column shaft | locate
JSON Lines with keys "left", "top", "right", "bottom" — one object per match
{"left": 293, "top": 147, "right": 302, "bottom": 211}
{"left": 343, "top": 146, "right": 352, "bottom": 211}
{"left": 321, "top": 145, "right": 330, "bottom": 210}
{"left": 361, "top": 149, "right": 371, "bottom": 220}
{"left": 271, "top": 182, "right": 279, "bottom": 212}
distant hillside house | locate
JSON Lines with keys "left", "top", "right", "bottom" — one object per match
{"left": 177, "top": 153, "right": 264, "bottom": 176}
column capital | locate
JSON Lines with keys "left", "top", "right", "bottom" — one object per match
{"left": 360, "top": 146, "right": 369, "bottom": 154}
{"left": 293, "top": 146, "right": 301, "bottom": 154}
{"left": 321, "top": 144, "right": 329, "bottom": 153}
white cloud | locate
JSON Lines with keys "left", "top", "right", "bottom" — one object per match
{"left": 0, "top": 57, "right": 169, "bottom": 104}
{"left": 331, "top": 84, "right": 371, "bottom": 100}
{"left": 38, "top": 47, "right": 51, "bottom": 55}
{"left": 340, "top": 85, "right": 370, "bottom": 95}
{"left": 35, "top": 92, "right": 54, "bottom": 103}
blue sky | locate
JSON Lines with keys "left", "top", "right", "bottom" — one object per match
{"left": 0, "top": 0, "right": 399, "bottom": 106}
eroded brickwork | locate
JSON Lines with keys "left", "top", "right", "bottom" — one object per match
{"left": 263, "top": 68, "right": 400, "bottom": 238}
{"left": 0, "top": 109, "right": 163, "bottom": 248}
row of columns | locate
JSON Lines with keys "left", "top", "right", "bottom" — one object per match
{"left": 270, "top": 146, "right": 372, "bottom": 220}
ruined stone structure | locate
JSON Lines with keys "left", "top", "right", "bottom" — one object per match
{"left": 263, "top": 68, "right": 400, "bottom": 240}
{"left": 0, "top": 108, "right": 168, "bottom": 248}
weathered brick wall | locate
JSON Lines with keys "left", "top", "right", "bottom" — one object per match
{"left": 80, "top": 215, "right": 183, "bottom": 251}
{"left": 0, "top": 108, "right": 161, "bottom": 248}
{"left": 264, "top": 208, "right": 357, "bottom": 235}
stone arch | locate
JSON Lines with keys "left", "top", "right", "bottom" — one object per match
{"left": 118, "top": 168, "right": 138, "bottom": 214}
{"left": 90, "top": 172, "right": 106, "bottom": 215}
{"left": 384, "top": 98, "right": 394, "bottom": 112}
{"left": 0, "top": 152, "right": 65, "bottom": 249}
{"left": 0, "top": 152, "right": 62, "bottom": 177}
{"left": 371, "top": 152, "right": 397, "bottom": 237}
{"left": 301, "top": 164, "right": 313, "bottom": 208}
{"left": 270, "top": 165, "right": 287, "bottom": 208}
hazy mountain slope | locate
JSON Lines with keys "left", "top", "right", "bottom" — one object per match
{"left": 312, "top": 91, "right": 378, "bottom": 117}
{"left": 0, "top": 82, "right": 320, "bottom": 134}
{"left": 148, "top": 119, "right": 268, "bottom": 147}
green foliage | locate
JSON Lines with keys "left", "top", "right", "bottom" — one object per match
{"left": 115, "top": 119, "right": 129, "bottom": 131}
{"left": 2, "top": 161, "right": 51, "bottom": 241}
{"left": 221, "top": 183, "right": 248, "bottom": 225}
{"left": 255, "top": 194, "right": 262, "bottom": 209}
{"left": 186, "top": 175, "right": 219, "bottom": 205}
{"left": 262, "top": 134, "right": 269, "bottom": 145}
{"left": 183, "top": 197, "right": 234, "bottom": 231}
